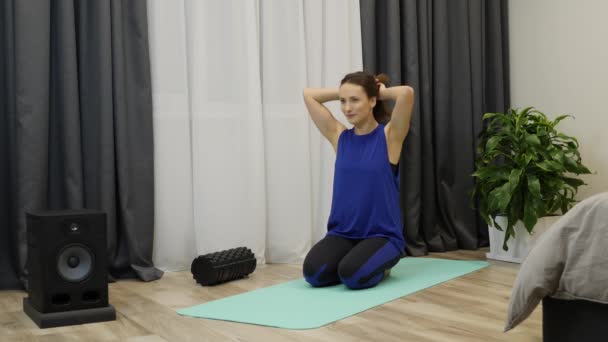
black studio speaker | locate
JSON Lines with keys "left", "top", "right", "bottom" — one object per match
{"left": 23, "top": 210, "right": 116, "bottom": 328}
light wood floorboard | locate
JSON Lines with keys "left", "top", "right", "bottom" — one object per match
{"left": 0, "top": 248, "right": 541, "bottom": 341}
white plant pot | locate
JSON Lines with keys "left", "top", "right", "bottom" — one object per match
{"left": 486, "top": 215, "right": 562, "bottom": 263}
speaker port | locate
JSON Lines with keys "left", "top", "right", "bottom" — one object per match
{"left": 82, "top": 291, "right": 101, "bottom": 303}
{"left": 52, "top": 293, "right": 70, "bottom": 306}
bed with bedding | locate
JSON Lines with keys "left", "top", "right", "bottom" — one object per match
{"left": 505, "top": 192, "right": 608, "bottom": 341}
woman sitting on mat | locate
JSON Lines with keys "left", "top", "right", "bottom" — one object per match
{"left": 302, "top": 71, "right": 414, "bottom": 289}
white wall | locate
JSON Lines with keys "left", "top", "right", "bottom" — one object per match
{"left": 509, "top": 0, "right": 608, "bottom": 199}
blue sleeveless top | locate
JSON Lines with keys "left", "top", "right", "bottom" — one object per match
{"left": 326, "top": 124, "right": 405, "bottom": 253}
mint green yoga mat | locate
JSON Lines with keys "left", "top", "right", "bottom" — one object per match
{"left": 177, "top": 258, "right": 489, "bottom": 329}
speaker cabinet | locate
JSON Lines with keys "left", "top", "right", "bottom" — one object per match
{"left": 23, "top": 210, "right": 116, "bottom": 328}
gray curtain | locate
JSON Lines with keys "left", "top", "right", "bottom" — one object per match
{"left": 360, "top": 0, "right": 510, "bottom": 256}
{"left": 1, "top": 0, "right": 162, "bottom": 289}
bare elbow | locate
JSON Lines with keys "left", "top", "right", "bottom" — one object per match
{"left": 303, "top": 88, "right": 312, "bottom": 99}
{"left": 403, "top": 86, "right": 414, "bottom": 98}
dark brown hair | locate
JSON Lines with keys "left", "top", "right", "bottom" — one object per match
{"left": 340, "top": 71, "right": 391, "bottom": 124}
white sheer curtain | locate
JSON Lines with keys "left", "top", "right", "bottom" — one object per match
{"left": 148, "top": 0, "right": 362, "bottom": 270}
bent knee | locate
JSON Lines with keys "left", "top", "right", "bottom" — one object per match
{"left": 303, "top": 266, "right": 324, "bottom": 287}
{"left": 302, "top": 257, "right": 317, "bottom": 280}
{"left": 338, "top": 262, "right": 387, "bottom": 289}
{"left": 338, "top": 271, "right": 384, "bottom": 290}
{"left": 303, "top": 263, "right": 339, "bottom": 287}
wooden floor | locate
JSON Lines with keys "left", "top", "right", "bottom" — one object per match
{"left": 0, "top": 248, "right": 541, "bottom": 342}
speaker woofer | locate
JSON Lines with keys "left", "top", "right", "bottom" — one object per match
{"left": 56, "top": 244, "right": 94, "bottom": 283}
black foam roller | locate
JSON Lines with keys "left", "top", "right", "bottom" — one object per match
{"left": 191, "top": 247, "right": 256, "bottom": 286}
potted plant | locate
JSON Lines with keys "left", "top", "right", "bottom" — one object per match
{"left": 472, "top": 107, "right": 591, "bottom": 262}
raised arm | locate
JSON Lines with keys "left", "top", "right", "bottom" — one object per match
{"left": 303, "top": 88, "right": 347, "bottom": 151}
{"left": 382, "top": 85, "right": 415, "bottom": 164}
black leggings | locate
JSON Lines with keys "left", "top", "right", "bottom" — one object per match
{"left": 303, "top": 235, "right": 401, "bottom": 289}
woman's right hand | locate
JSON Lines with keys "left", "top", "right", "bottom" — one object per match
{"left": 375, "top": 74, "right": 390, "bottom": 100}
{"left": 376, "top": 80, "right": 388, "bottom": 100}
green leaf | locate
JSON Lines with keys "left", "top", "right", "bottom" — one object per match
{"left": 485, "top": 136, "right": 503, "bottom": 153}
{"left": 503, "top": 221, "right": 515, "bottom": 251}
{"left": 536, "top": 127, "right": 547, "bottom": 136}
{"left": 564, "top": 157, "right": 581, "bottom": 173}
{"left": 527, "top": 175, "right": 541, "bottom": 197}
{"left": 509, "top": 190, "right": 524, "bottom": 233}
{"left": 492, "top": 217, "right": 504, "bottom": 231}
{"left": 536, "top": 160, "right": 564, "bottom": 172}
{"left": 552, "top": 114, "right": 573, "bottom": 126}
{"left": 523, "top": 154, "right": 534, "bottom": 166}
{"left": 550, "top": 150, "right": 565, "bottom": 164}
{"left": 525, "top": 134, "right": 541, "bottom": 146}
{"left": 482, "top": 112, "right": 500, "bottom": 121}
{"left": 578, "top": 164, "right": 592, "bottom": 174}
{"left": 563, "top": 177, "right": 585, "bottom": 188}
{"left": 561, "top": 201, "right": 569, "bottom": 215}
{"left": 478, "top": 201, "right": 491, "bottom": 226}
{"left": 508, "top": 169, "right": 523, "bottom": 191}
{"left": 472, "top": 167, "right": 509, "bottom": 181}
{"left": 523, "top": 204, "right": 537, "bottom": 233}
{"left": 522, "top": 188, "right": 543, "bottom": 233}
{"left": 566, "top": 141, "right": 577, "bottom": 149}
{"left": 544, "top": 176, "right": 565, "bottom": 189}
{"left": 557, "top": 133, "right": 578, "bottom": 145}
{"left": 547, "top": 160, "right": 565, "bottom": 171}
{"left": 536, "top": 161, "right": 554, "bottom": 172}
{"left": 516, "top": 153, "right": 534, "bottom": 168}
{"left": 488, "top": 169, "right": 523, "bottom": 214}
{"left": 489, "top": 182, "right": 513, "bottom": 213}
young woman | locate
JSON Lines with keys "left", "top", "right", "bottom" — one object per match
{"left": 302, "top": 71, "right": 414, "bottom": 289}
